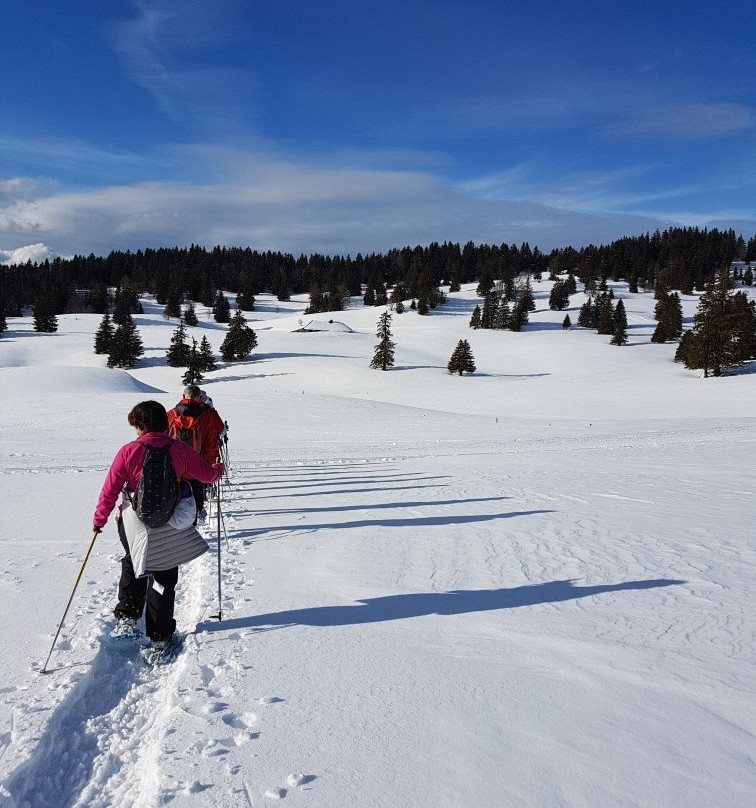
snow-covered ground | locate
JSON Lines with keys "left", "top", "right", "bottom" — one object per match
{"left": 0, "top": 280, "right": 754, "bottom": 808}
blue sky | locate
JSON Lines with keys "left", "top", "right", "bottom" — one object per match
{"left": 2, "top": 0, "right": 755, "bottom": 263}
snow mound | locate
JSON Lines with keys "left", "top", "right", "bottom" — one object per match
{"left": 294, "top": 319, "right": 354, "bottom": 332}
{"left": 1, "top": 366, "right": 165, "bottom": 398}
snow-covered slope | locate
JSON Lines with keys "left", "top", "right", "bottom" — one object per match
{"left": 0, "top": 281, "right": 754, "bottom": 808}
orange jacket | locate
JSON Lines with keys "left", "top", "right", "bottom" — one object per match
{"left": 167, "top": 398, "right": 225, "bottom": 465}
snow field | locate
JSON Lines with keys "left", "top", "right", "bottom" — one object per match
{"left": 0, "top": 280, "right": 754, "bottom": 807}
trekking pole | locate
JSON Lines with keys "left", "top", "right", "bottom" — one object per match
{"left": 223, "top": 423, "right": 231, "bottom": 474}
{"left": 209, "top": 481, "right": 223, "bottom": 621}
{"left": 220, "top": 434, "right": 231, "bottom": 483}
{"left": 41, "top": 528, "right": 99, "bottom": 674}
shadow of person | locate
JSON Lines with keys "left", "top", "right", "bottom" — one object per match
{"left": 199, "top": 578, "right": 685, "bottom": 633}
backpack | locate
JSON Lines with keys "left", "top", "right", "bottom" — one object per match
{"left": 169, "top": 408, "right": 203, "bottom": 453}
{"left": 132, "top": 440, "right": 181, "bottom": 528}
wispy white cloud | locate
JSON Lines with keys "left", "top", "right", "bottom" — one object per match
{"left": 0, "top": 136, "right": 155, "bottom": 185}
{"left": 605, "top": 101, "right": 756, "bottom": 139}
{"left": 111, "top": 0, "right": 260, "bottom": 133}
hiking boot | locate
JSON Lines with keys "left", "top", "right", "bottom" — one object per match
{"left": 197, "top": 508, "right": 208, "bottom": 524}
{"left": 110, "top": 617, "right": 140, "bottom": 639}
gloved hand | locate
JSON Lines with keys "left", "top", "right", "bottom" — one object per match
{"left": 92, "top": 525, "right": 103, "bottom": 535}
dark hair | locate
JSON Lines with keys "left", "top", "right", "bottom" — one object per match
{"left": 128, "top": 400, "right": 169, "bottom": 433}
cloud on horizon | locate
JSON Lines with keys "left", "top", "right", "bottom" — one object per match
{"left": 2, "top": 141, "right": 754, "bottom": 264}
{"left": 0, "top": 154, "right": 680, "bottom": 261}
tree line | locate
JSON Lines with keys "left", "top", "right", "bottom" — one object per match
{"left": 2, "top": 227, "right": 754, "bottom": 330}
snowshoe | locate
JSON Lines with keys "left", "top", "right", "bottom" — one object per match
{"left": 109, "top": 617, "right": 141, "bottom": 640}
{"left": 141, "top": 633, "right": 183, "bottom": 666}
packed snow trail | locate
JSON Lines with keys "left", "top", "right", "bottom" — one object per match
{"left": 0, "top": 477, "right": 249, "bottom": 808}
{"left": 2, "top": 430, "right": 755, "bottom": 807}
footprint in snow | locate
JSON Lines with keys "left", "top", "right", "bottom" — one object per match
{"left": 265, "top": 787, "right": 287, "bottom": 799}
{"left": 222, "top": 711, "right": 257, "bottom": 730}
{"left": 287, "top": 773, "right": 315, "bottom": 787}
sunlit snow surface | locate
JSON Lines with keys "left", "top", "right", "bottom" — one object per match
{"left": 0, "top": 281, "right": 754, "bottom": 807}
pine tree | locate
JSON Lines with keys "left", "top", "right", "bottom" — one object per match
{"left": 182, "top": 339, "right": 205, "bottom": 385}
{"left": 163, "top": 288, "right": 182, "bottom": 319}
{"left": 613, "top": 299, "right": 627, "bottom": 331}
{"left": 200, "top": 283, "right": 216, "bottom": 308}
{"left": 199, "top": 335, "right": 217, "bottom": 372}
{"left": 493, "top": 299, "right": 510, "bottom": 330}
{"left": 519, "top": 276, "right": 536, "bottom": 312}
{"left": 508, "top": 299, "right": 529, "bottom": 332}
{"left": 610, "top": 321, "right": 628, "bottom": 345}
{"left": 675, "top": 331, "right": 693, "bottom": 363}
{"left": 562, "top": 314, "right": 572, "bottom": 329}
{"left": 112, "top": 279, "right": 142, "bottom": 324}
{"left": 476, "top": 268, "right": 493, "bottom": 297}
{"left": 730, "top": 291, "right": 756, "bottom": 362}
{"left": 220, "top": 310, "right": 258, "bottom": 361}
{"left": 652, "top": 292, "right": 684, "bottom": 343}
{"left": 33, "top": 290, "right": 58, "bottom": 332}
{"left": 213, "top": 290, "right": 231, "bottom": 323}
{"left": 469, "top": 304, "right": 482, "bottom": 329}
{"left": 390, "top": 283, "right": 407, "bottom": 309}
{"left": 577, "top": 298, "right": 594, "bottom": 328}
{"left": 596, "top": 294, "right": 615, "bottom": 334}
{"left": 480, "top": 291, "right": 498, "bottom": 329}
{"left": 166, "top": 319, "right": 191, "bottom": 367}
{"left": 549, "top": 281, "right": 570, "bottom": 310}
{"left": 235, "top": 285, "right": 256, "bottom": 312}
{"left": 94, "top": 312, "right": 115, "bottom": 354}
{"left": 370, "top": 311, "right": 395, "bottom": 370}
{"left": 684, "top": 267, "right": 743, "bottom": 376}
{"left": 107, "top": 312, "right": 143, "bottom": 368}
{"left": 447, "top": 339, "right": 476, "bottom": 375}
{"left": 417, "top": 294, "right": 429, "bottom": 316}
{"left": 184, "top": 302, "right": 199, "bottom": 326}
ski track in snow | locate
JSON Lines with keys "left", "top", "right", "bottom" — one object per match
{"left": 0, "top": 473, "right": 311, "bottom": 808}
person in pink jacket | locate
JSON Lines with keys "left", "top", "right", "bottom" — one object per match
{"left": 93, "top": 400, "right": 223, "bottom": 646}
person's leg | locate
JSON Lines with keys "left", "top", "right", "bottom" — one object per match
{"left": 144, "top": 567, "right": 179, "bottom": 641}
{"left": 114, "top": 518, "right": 148, "bottom": 620}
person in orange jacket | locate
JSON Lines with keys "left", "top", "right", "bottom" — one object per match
{"left": 167, "top": 385, "right": 225, "bottom": 519}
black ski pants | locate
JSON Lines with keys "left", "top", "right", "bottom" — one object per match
{"left": 114, "top": 517, "right": 178, "bottom": 641}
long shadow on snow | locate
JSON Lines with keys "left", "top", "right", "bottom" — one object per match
{"left": 252, "top": 495, "right": 509, "bottom": 516}
{"left": 231, "top": 474, "right": 448, "bottom": 492}
{"left": 237, "top": 508, "right": 554, "bottom": 539}
{"left": 200, "top": 579, "right": 685, "bottom": 632}
{"left": 3, "top": 636, "right": 149, "bottom": 808}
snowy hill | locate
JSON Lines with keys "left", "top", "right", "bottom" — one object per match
{"left": 0, "top": 280, "right": 754, "bottom": 808}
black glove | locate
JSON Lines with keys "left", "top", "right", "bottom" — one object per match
{"left": 92, "top": 525, "right": 103, "bottom": 535}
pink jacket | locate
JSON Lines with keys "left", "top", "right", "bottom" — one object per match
{"left": 93, "top": 432, "right": 223, "bottom": 528}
